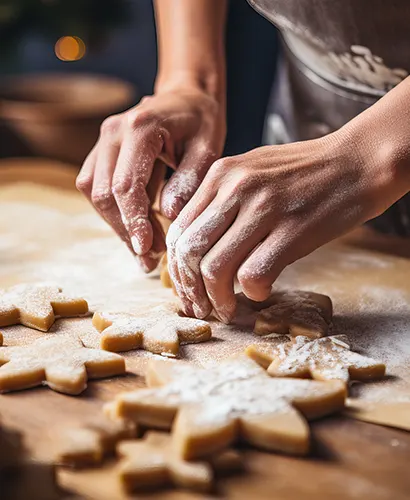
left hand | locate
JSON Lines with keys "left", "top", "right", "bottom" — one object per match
{"left": 167, "top": 131, "right": 400, "bottom": 322}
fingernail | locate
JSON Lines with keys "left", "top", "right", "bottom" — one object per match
{"left": 131, "top": 235, "right": 143, "bottom": 255}
{"left": 135, "top": 256, "right": 151, "bottom": 273}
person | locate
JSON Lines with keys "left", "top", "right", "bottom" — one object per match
{"left": 76, "top": 0, "right": 410, "bottom": 324}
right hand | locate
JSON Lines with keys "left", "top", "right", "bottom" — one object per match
{"left": 76, "top": 84, "right": 226, "bottom": 272}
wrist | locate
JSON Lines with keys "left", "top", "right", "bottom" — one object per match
{"left": 155, "top": 67, "right": 225, "bottom": 103}
{"left": 333, "top": 120, "right": 410, "bottom": 218}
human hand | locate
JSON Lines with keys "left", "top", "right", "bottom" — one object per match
{"left": 76, "top": 85, "right": 225, "bottom": 272}
{"left": 167, "top": 131, "right": 397, "bottom": 321}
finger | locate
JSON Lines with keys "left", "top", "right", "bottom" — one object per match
{"left": 165, "top": 164, "right": 221, "bottom": 316}
{"left": 91, "top": 125, "right": 132, "bottom": 246}
{"left": 200, "top": 209, "right": 271, "bottom": 323}
{"left": 137, "top": 209, "right": 167, "bottom": 273}
{"left": 161, "top": 141, "right": 218, "bottom": 219}
{"left": 76, "top": 145, "right": 97, "bottom": 199}
{"left": 112, "top": 127, "right": 164, "bottom": 256}
{"left": 237, "top": 229, "right": 292, "bottom": 302}
{"left": 175, "top": 196, "right": 240, "bottom": 319}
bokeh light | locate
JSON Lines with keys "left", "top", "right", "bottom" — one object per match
{"left": 55, "top": 36, "right": 86, "bottom": 62}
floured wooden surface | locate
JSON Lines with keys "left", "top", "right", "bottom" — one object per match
{"left": 0, "top": 168, "right": 410, "bottom": 498}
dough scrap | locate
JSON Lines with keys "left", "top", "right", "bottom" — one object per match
{"left": 246, "top": 335, "right": 386, "bottom": 383}
{"left": 117, "top": 431, "right": 241, "bottom": 493}
{"left": 0, "top": 334, "right": 125, "bottom": 395}
{"left": 252, "top": 291, "right": 333, "bottom": 338}
{"left": 56, "top": 419, "right": 137, "bottom": 467}
{"left": 0, "top": 284, "right": 88, "bottom": 332}
{"left": 92, "top": 303, "right": 212, "bottom": 356}
{"left": 106, "top": 356, "right": 346, "bottom": 459}
{"left": 345, "top": 400, "right": 410, "bottom": 432}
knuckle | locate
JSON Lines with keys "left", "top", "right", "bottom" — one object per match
{"left": 112, "top": 176, "right": 133, "bottom": 196}
{"left": 237, "top": 267, "right": 262, "bottom": 289}
{"left": 127, "top": 108, "right": 156, "bottom": 130}
{"left": 75, "top": 174, "right": 92, "bottom": 193}
{"left": 91, "top": 189, "right": 116, "bottom": 211}
{"left": 200, "top": 256, "right": 222, "bottom": 283}
{"left": 100, "top": 115, "right": 120, "bottom": 136}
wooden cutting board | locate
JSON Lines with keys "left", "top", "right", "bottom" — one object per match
{"left": 0, "top": 159, "right": 409, "bottom": 500}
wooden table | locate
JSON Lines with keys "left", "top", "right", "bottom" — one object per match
{"left": 0, "top": 159, "right": 409, "bottom": 500}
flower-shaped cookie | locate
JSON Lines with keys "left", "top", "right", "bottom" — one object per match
{"left": 252, "top": 290, "right": 333, "bottom": 338}
{"left": 92, "top": 304, "right": 212, "bottom": 356}
{"left": 0, "top": 284, "right": 88, "bottom": 331}
{"left": 246, "top": 335, "right": 386, "bottom": 382}
{"left": 0, "top": 334, "right": 125, "bottom": 395}
{"left": 117, "top": 431, "right": 241, "bottom": 493}
{"left": 106, "top": 356, "right": 346, "bottom": 458}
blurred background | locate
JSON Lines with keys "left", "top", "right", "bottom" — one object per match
{"left": 0, "top": 0, "right": 279, "bottom": 168}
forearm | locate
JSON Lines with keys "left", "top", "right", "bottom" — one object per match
{"left": 154, "top": 0, "right": 227, "bottom": 100}
{"left": 338, "top": 76, "right": 410, "bottom": 215}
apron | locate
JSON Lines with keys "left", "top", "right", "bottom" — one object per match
{"left": 248, "top": 0, "right": 410, "bottom": 236}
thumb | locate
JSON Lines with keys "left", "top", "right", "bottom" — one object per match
{"left": 160, "top": 141, "right": 218, "bottom": 220}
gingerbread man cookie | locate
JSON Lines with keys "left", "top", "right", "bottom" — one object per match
{"left": 0, "top": 334, "right": 125, "bottom": 395}
{"left": 252, "top": 290, "right": 333, "bottom": 338}
{"left": 0, "top": 284, "right": 88, "bottom": 331}
{"left": 56, "top": 419, "right": 137, "bottom": 467}
{"left": 106, "top": 356, "right": 346, "bottom": 458}
{"left": 246, "top": 335, "right": 386, "bottom": 383}
{"left": 117, "top": 431, "right": 241, "bottom": 493}
{"left": 92, "top": 303, "right": 211, "bottom": 356}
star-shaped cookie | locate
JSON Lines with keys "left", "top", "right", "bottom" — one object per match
{"left": 252, "top": 290, "right": 333, "bottom": 338}
{"left": 117, "top": 431, "right": 241, "bottom": 493}
{"left": 0, "top": 334, "right": 125, "bottom": 395}
{"left": 56, "top": 419, "right": 137, "bottom": 467}
{"left": 0, "top": 284, "right": 89, "bottom": 331}
{"left": 246, "top": 335, "right": 386, "bottom": 383}
{"left": 92, "top": 304, "right": 212, "bottom": 356}
{"left": 106, "top": 356, "right": 346, "bottom": 459}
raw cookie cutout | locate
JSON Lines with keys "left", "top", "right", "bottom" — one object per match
{"left": 92, "top": 304, "right": 211, "bottom": 356}
{"left": 251, "top": 290, "right": 333, "bottom": 338}
{"left": 106, "top": 356, "right": 346, "bottom": 458}
{"left": 117, "top": 431, "right": 241, "bottom": 493}
{"left": 246, "top": 335, "right": 386, "bottom": 383}
{"left": 55, "top": 419, "right": 137, "bottom": 467}
{"left": 0, "top": 284, "right": 88, "bottom": 331}
{"left": 0, "top": 334, "right": 125, "bottom": 395}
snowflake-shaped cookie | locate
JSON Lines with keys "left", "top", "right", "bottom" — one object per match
{"left": 92, "top": 304, "right": 212, "bottom": 356}
{"left": 56, "top": 419, "right": 137, "bottom": 467}
{"left": 0, "top": 334, "right": 125, "bottom": 395}
{"left": 106, "top": 356, "right": 346, "bottom": 459}
{"left": 117, "top": 431, "right": 241, "bottom": 493}
{"left": 0, "top": 284, "right": 88, "bottom": 332}
{"left": 252, "top": 290, "right": 333, "bottom": 338}
{"left": 246, "top": 336, "right": 386, "bottom": 383}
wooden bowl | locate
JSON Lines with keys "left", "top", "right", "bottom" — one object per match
{"left": 0, "top": 74, "right": 136, "bottom": 165}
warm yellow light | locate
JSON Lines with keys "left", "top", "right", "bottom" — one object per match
{"left": 55, "top": 36, "right": 86, "bottom": 62}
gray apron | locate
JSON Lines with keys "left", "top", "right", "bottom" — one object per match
{"left": 248, "top": 0, "right": 410, "bottom": 236}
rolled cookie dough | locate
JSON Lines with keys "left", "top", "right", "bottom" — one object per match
{"left": 106, "top": 356, "right": 346, "bottom": 459}
{"left": 0, "top": 284, "right": 88, "bottom": 331}
{"left": 0, "top": 334, "right": 125, "bottom": 395}
{"left": 246, "top": 335, "right": 386, "bottom": 383}
{"left": 92, "top": 303, "right": 211, "bottom": 356}
{"left": 117, "top": 431, "right": 241, "bottom": 493}
{"left": 250, "top": 290, "right": 333, "bottom": 338}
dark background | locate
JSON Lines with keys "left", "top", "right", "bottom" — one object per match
{"left": 0, "top": 0, "right": 278, "bottom": 160}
